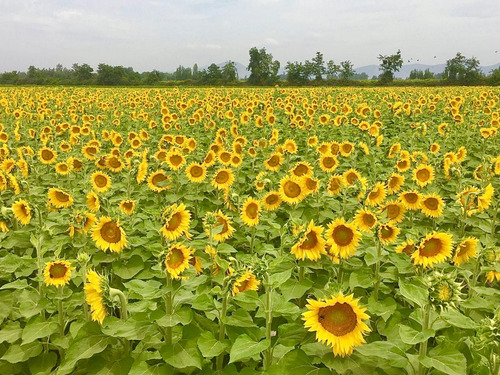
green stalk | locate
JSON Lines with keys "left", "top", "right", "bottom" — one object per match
{"left": 216, "top": 291, "right": 229, "bottom": 371}
{"left": 373, "top": 239, "right": 382, "bottom": 300}
{"left": 109, "top": 288, "right": 128, "bottom": 320}
{"left": 249, "top": 226, "right": 256, "bottom": 254}
{"left": 164, "top": 274, "right": 173, "bottom": 345}
{"left": 418, "top": 304, "right": 431, "bottom": 375}
{"left": 81, "top": 264, "right": 90, "bottom": 321}
{"left": 58, "top": 287, "right": 65, "bottom": 336}
{"left": 263, "top": 274, "right": 273, "bottom": 370}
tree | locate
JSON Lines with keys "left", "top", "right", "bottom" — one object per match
{"left": 247, "top": 47, "right": 280, "bottom": 85}
{"left": 221, "top": 61, "right": 237, "bottom": 83}
{"left": 490, "top": 67, "right": 500, "bottom": 86}
{"left": 192, "top": 64, "right": 199, "bottom": 80}
{"left": 442, "top": 52, "right": 482, "bottom": 84}
{"left": 378, "top": 49, "right": 403, "bottom": 83}
{"left": 311, "top": 52, "right": 325, "bottom": 81}
{"left": 72, "top": 63, "right": 94, "bottom": 84}
{"left": 96, "top": 64, "right": 126, "bottom": 85}
{"left": 200, "top": 64, "right": 222, "bottom": 84}
{"left": 143, "top": 70, "right": 162, "bottom": 85}
{"left": 285, "top": 61, "right": 308, "bottom": 85}
{"left": 326, "top": 60, "right": 340, "bottom": 79}
{"left": 338, "top": 60, "right": 355, "bottom": 80}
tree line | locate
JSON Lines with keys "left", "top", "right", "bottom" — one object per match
{"left": 1, "top": 49, "right": 499, "bottom": 86}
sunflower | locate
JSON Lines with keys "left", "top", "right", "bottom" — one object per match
{"left": 262, "top": 191, "right": 282, "bottom": 211}
{"left": 12, "top": 199, "right": 31, "bottom": 225}
{"left": 453, "top": 237, "right": 478, "bottom": 266}
{"left": 189, "top": 256, "right": 203, "bottom": 275}
{"left": 160, "top": 203, "right": 191, "bottom": 240}
{"left": 211, "top": 168, "right": 235, "bottom": 190}
{"left": 378, "top": 224, "right": 400, "bottom": 245}
{"left": 92, "top": 217, "right": 127, "bottom": 253}
{"left": 477, "top": 184, "right": 494, "bottom": 213}
{"left": 339, "top": 142, "right": 354, "bottom": 157}
{"left": 354, "top": 208, "right": 377, "bottom": 232}
{"left": 396, "top": 158, "right": 411, "bottom": 172}
{"left": 430, "top": 143, "right": 440, "bottom": 154}
{"left": 48, "top": 188, "right": 74, "bottom": 209}
{"left": 380, "top": 200, "right": 406, "bottom": 224}
{"left": 327, "top": 175, "right": 345, "bottom": 195}
{"left": 91, "top": 172, "right": 111, "bottom": 193}
{"left": 106, "top": 155, "right": 125, "bottom": 173}
{"left": 119, "top": 199, "right": 136, "bottom": 215}
{"left": 283, "top": 139, "right": 298, "bottom": 154}
{"left": 420, "top": 194, "right": 445, "bottom": 218}
{"left": 87, "top": 191, "right": 100, "bottom": 212}
{"left": 303, "top": 176, "right": 320, "bottom": 194}
{"left": 0, "top": 221, "right": 8, "bottom": 232}
{"left": 204, "top": 211, "right": 235, "bottom": 242}
{"left": 365, "top": 182, "right": 387, "bottom": 207}
{"left": 147, "top": 170, "right": 171, "bottom": 192}
{"left": 412, "top": 232, "right": 453, "bottom": 268}
{"left": 399, "top": 190, "right": 422, "bottom": 210}
{"left": 343, "top": 169, "right": 361, "bottom": 186}
{"left": 395, "top": 240, "right": 416, "bottom": 256}
{"left": 55, "top": 162, "right": 71, "bottom": 175}
{"left": 302, "top": 293, "right": 370, "bottom": 357}
{"left": 319, "top": 154, "right": 339, "bottom": 173}
{"left": 44, "top": 260, "right": 75, "bottom": 287}
{"left": 279, "top": 176, "right": 306, "bottom": 205}
{"left": 290, "top": 162, "right": 313, "bottom": 178}
{"left": 84, "top": 270, "right": 108, "bottom": 324}
{"left": 232, "top": 271, "right": 260, "bottom": 295}
{"left": 326, "top": 218, "right": 362, "bottom": 259}
{"left": 241, "top": 197, "right": 261, "bottom": 227}
{"left": 165, "top": 149, "right": 186, "bottom": 171}
{"left": 413, "top": 164, "right": 435, "bottom": 187}
{"left": 38, "top": 147, "right": 57, "bottom": 164}
{"left": 387, "top": 173, "right": 405, "bottom": 194}
{"left": 164, "top": 243, "right": 191, "bottom": 279}
{"left": 83, "top": 212, "right": 96, "bottom": 233}
{"left": 291, "top": 220, "right": 326, "bottom": 261}
{"left": 185, "top": 163, "right": 206, "bottom": 183}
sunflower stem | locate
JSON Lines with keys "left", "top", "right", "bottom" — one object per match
{"left": 249, "top": 226, "right": 256, "bottom": 254}
{"left": 58, "top": 287, "right": 65, "bottom": 336}
{"left": 109, "top": 288, "right": 128, "bottom": 320}
{"left": 418, "top": 303, "right": 431, "bottom": 375}
{"left": 216, "top": 289, "right": 229, "bottom": 371}
{"left": 82, "top": 264, "right": 90, "bottom": 321}
{"left": 263, "top": 273, "right": 273, "bottom": 370}
{"left": 373, "top": 239, "right": 382, "bottom": 300}
{"left": 164, "top": 274, "right": 173, "bottom": 345}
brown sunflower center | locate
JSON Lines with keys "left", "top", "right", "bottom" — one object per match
{"left": 306, "top": 178, "right": 317, "bottom": 190}
{"left": 318, "top": 303, "right": 357, "bottom": 337}
{"left": 49, "top": 263, "right": 68, "bottom": 278}
{"left": 123, "top": 201, "right": 134, "bottom": 210}
{"left": 301, "top": 231, "right": 319, "bottom": 250}
{"left": 94, "top": 175, "right": 108, "bottom": 188}
{"left": 404, "top": 193, "right": 418, "bottom": 204}
{"left": 152, "top": 173, "right": 167, "bottom": 186}
{"left": 215, "top": 171, "right": 230, "bottom": 184}
{"left": 346, "top": 173, "right": 358, "bottom": 185}
{"left": 323, "top": 157, "right": 336, "bottom": 168}
{"left": 402, "top": 244, "right": 415, "bottom": 256}
{"left": 58, "top": 164, "right": 68, "bottom": 172}
{"left": 419, "top": 238, "right": 443, "bottom": 257}
{"left": 55, "top": 191, "right": 70, "bottom": 202}
{"left": 386, "top": 204, "right": 400, "bottom": 219}
{"left": 380, "top": 225, "right": 394, "bottom": 238}
{"left": 266, "top": 194, "right": 279, "bottom": 205}
{"left": 215, "top": 217, "right": 229, "bottom": 234}
{"left": 268, "top": 155, "right": 280, "bottom": 166}
{"left": 423, "top": 198, "right": 438, "bottom": 210}
{"left": 100, "top": 221, "right": 122, "bottom": 244}
{"left": 457, "top": 242, "right": 469, "bottom": 257}
{"left": 108, "top": 157, "right": 121, "bottom": 168}
{"left": 389, "top": 176, "right": 399, "bottom": 188}
{"left": 190, "top": 166, "right": 203, "bottom": 177}
{"left": 245, "top": 203, "right": 259, "bottom": 219}
{"left": 167, "top": 248, "right": 185, "bottom": 268}
{"left": 362, "top": 213, "right": 375, "bottom": 226}
{"left": 170, "top": 155, "right": 183, "bottom": 166}
{"left": 416, "top": 168, "right": 430, "bottom": 181}
{"left": 369, "top": 189, "right": 381, "bottom": 200}
{"left": 342, "top": 144, "right": 353, "bottom": 153}
{"left": 166, "top": 212, "right": 182, "bottom": 231}
{"left": 283, "top": 181, "right": 301, "bottom": 198}
{"left": 238, "top": 278, "right": 251, "bottom": 292}
{"left": 220, "top": 152, "right": 231, "bottom": 162}
{"left": 332, "top": 225, "right": 354, "bottom": 246}
{"left": 20, "top": 204, "right": 29, "bottom": 217}
{"left": 293, "top": 164, "right": 308, "bottom": 176}
{"left": 41, "top": 149, "right": 54, "bottom": 160}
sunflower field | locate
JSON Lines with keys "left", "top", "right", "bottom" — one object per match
{"left": 0, "top": 86, "right": 499, "bottom": 375}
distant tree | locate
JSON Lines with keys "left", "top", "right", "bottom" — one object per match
{"left": 222, "top": 61, "right": 238, "bottom": 83}
{"left": 247, "top": 47, "right": 280, "bottom": 85}
{"left": 285, "top": 61, "right": 308, "bottom": 85}
{"left": 490, "top": 67, "right": 500, "bottom": 86}
{"left": 352, "top": 72, "right": 369, "bottom": 80}
{"left": 442, "top": 52, "right": 482, "bottom": 84}
{"left": 311, "top": 52, "right": 325, "bottom": 81}
{"left": 72, "top": 63, "right": 94, "bottom": 84}
{"left": 338, "top": 60, "right": 355, "bottom": 80}
{"left": 96, "top": 64, "right": 126, "bottom": 85}
{"left": 173, "top": 65, "right": 192, "bottom": 81}
{"left": 378, "top": 49, "right": 403, "bottom": 83}
{"left": 192, "top": 64, "right": 200, "bottom": 80}
{"left": 200, "top": 63, "right": 222, "bottom": 84}
{"left": 326, "top": 60, "right": 340, "bottom": 79}
{"left": 0, "top": 71, "right": 20, "bottom": 84}
{"left": 143, "top": 70, "right": 162, "bottom": 85}
{"left": 26, "top": 65, "right": 45, "bottom": 84}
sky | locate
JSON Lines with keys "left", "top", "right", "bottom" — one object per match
{"left": 1, "top": 0, "right": 499, "bottom": 72}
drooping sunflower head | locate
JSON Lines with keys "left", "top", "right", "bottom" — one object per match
{"left": 44, "top": 260, "right": 75, "bottom": 287}
{"left": 366, "top": 182, "right": 387, "bottom": 207}
{"left": 327, "top": 175, "right": 345, "bottom": 195}
{"left": 48, "top": 188, "right": 74, "bottom": 209}
{"left": 119, "top": 199, "right": 136, "bottom": 216}
{"left": 232, "top": 271, "right": 260, "bottom": 295}
{"left": 240, "top": 197, "right": 261, "bottom": 227}
{"left": 185, "top": 163, "right": 206, "bottom": 183}
{"left": 92, "top": 217, "right": 127, "bottom": 253}
{"left": 84, "top": 270, "right": 108, "bottom": 324}
{"left": 302, "top": 293, "right": 371, "bottom": 357}
{"left": 453, "top": 237, "right": 478, "bottom": 266}
{"left": 354, "top": 208, "right": 378, "bottom": 232}
{"left": 291, "top": 220, "right": 326, "bottom": 261}
{"left": 204, "top": 210, "right": 235, "bottom": 242}
{"left": 412, "top": 232, "right": 453, "bottom": 268}
{"left": 164, "top": 243, "right": 191, "bottom": 279}
{"left": 326, "top": 218, "right": 362, "bottom": 259}
{"left": 279, "top": 176, "right": 306, "bottom": 205}
{"left": 86, "top": 191, "right": 100, "bottom": 212}
{"left": 12, "top": 199, "right": 31, "bottom": 225}
{"left": 160, "top": 203, "right": 191, "bottom": 241}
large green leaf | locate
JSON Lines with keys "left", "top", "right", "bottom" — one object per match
{"left": 228, "top": 334, "right": 270, "bottom": 364}
{"left": 58, "top": 335, "right": 112, "bottom": 374}
{"left": 197, "top": 331, "right": 228, "bottom": 358}
{"left": 420, "top": 345, "right": 466, "bottom": 375}
{"left": 1, "top": 341, "right": 43, "bottom": 363}
{"left": 21, "top": 319, "right": 59, "bottom": 344}
{"left": 440, "top": 308, "right": 478, "bottom": 329}
{"left": 398, "top": 278, "right": 428, "bottom": 307}
{"left": 399, "top": 325, "right": 435, "bottom": 345}
{"left": 160, "top": 340, "right": 202, "bottom": 369}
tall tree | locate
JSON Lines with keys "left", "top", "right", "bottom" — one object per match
{"left": 72, "top": 63, "right": 94, "bottom": 84}
{"left": 339, "top": 60, "right": 355, "bottom": 80}
{"left": 326, "top": 60, "right": 340, "bottom": 79}
{"left": 442, "top": 52, "right": 482, "bottom": 84}
{"left": 311, "top": 52, "right": 325, "bottom": 81}
{"left": 222, "top": 61, "right": 237, "bottom": 83}
{"left": 247, "top": 47, "right": 280, "bottom": 85}
{"left": 378, "top": 49, "right": 403, "bottom": 83}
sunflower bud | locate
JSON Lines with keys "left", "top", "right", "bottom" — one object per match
{"left": 77, "top": 252, "right": 90, "bottom": 264}
{"left": 425, "top": 270, "right": 464, "bottom": 310}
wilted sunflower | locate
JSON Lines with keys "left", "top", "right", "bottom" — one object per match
{"left": 160, "top": 203, "right": 191, "bottom": 241}
{"left": 380, "top": 200, "right": 406, "bottom": 224}
{"left": 420, "top": 194, "right": 445, "bottom": 218}
{"left": 92, "top": 217, "right": 127, "bottom": 253}
{"left": 240, "top": 197, "right": 261, "bottom": 227}
{"left": 211, "top": 168, "right": 235, "bottom": 190}
{"left": 279, "top": 176, "right": 306, "bottom": 205}
{"left": 262, "top": 191, "right": 282, "bottom": 211}
{"left": 413, "top": 164, "right": 435, "bottom": 187}
{"left": 84, "top": 270, "right": 108, "bottom": 324}
{"left": 119, "top": 199, "right": 136, "bottom": 215}
{"left": 378, "top": 224, "right": 400, "bottom": 245}
{"left": 164, "top": 243, "right": 191, "bottom": 279}
{"left": 365, "top": 182, "right": 387, "bottom": 207}
{"left": 185, "top": 163, "right": 206, "bottom": 183}
{"left": 291, "top": 220, "right": 326, "bottom": 261}
{"left": 86, "top": 191, "right": 100, "bottom": 212}
{"left": 354, "top": 208, "right": 377, "bottom": 232}
{"left": 453, "top": 237, "right": 478, "bottom": 266}
{"left": 12, "top": 199, "right": 31, "bottom": 225}
{"left": 147, "top": 170, "right": 171, "bottom": 192}
{"left": 303, "top": 293, "right": 370, "bottom": 357}
{"left": 91, "top": 172, "right": 111, "bottom": 193}
{"left": 326, "top": 218, "right": 362, "bottom": 259}
{"left": 48, "top": 188, "right": 74, "bottom": 209}
{"left": 399, "top": 190, "right": 422, "bottom": 211}
{"left": 412, "top": 232, "right": 453, "bottom": 268}
{"left": 44, "top": 260, "right": 75, "bottom": 287}
{"left": 38, "top": 147, "right": 57, "bottom": 164}
{"left": 204, "top": 211, "right": 235, "bottom": 242}
{"left": 395, "top": 240, "right": 416, "bottom": 256}
{"left": 232, "top": 271, "right": 260, "bottom": 295}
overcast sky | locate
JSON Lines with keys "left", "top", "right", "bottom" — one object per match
{"left": 1, "top": 0, "right": 499, "bottom": 72}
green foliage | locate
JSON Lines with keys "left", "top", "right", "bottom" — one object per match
{"left": 247, "top": 46, "right": 280, "bottom": 85}
{"left": 378, "top": 49, "right": 403, "bottom": 83}
{"left": 443, "top": 52, "right": 482, "bottom": 84}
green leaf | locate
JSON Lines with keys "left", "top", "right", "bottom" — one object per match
{"left": 355, "top": 341, "right": 408, "bottom": 368}
{"left": 112, "top": 255, "right": 144, "bottom": 279}
{"left": 28, "top": 352, "right": 58, "bottom": 375}
{"left": 0, "top": 279, "right": 29, "bottom": 290}
{"left": 420, "top": 345, "right": 466, "bottom": 375}
{"left": 1, "top": 341, "right": 43, "bottom": 363}
{"left": 160, "top": 340, "right": 202, "bottom": 369}
{"left": 102, "top": 317, "right": 156, "bottom": 340}
{"left": 156, "top": 307, "right": 193, "bottom": 328}
{"left": 224, "top": 308, "right": 255, "bottom": 327}
{"left": 0, "top": 321, "right": 22, "bottom": 343}
{"left": 228, "top": 334, "right": 270, "bottom": 364}
{"left": 399, "top": 325, "right": 435, "bottom": 345}
{"left": 398, "top": 278, "right": 428, "bottom": 307}
{"left": 280, "top": 278, "right": 313, "bottom": 301}
{"left": 95, "top": 357, "right": 134, "bottom": 375}
{"left": 125, "top": 280, "right": 163, "bottom": 300}
{"left": 197, "top": 331, "right": 228, "bottom": 358}
{"left": 58, "top": 335, "right": 112, "bottom": 374}
{"left": 21, "top": 319, "right": 59, "bottom": 344}
{"left": 349, "top": 269, "right": 373, "bottom": 288}
{"left": 269, "top": 269, "right": 292, "bottom": 287}
{"left": 440, "top": 308, "right": 478, "bottom": 329}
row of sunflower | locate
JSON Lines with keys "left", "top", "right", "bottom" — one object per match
{"left": 0, "top": 86, "right": 499, "bottom": 374}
